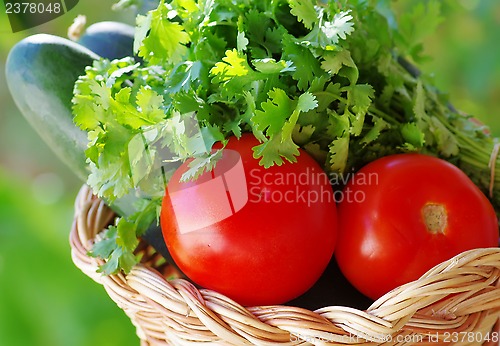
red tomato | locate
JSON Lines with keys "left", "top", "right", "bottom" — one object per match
{"left": 335, "top": 153, "right": 498, "bottom": 300}
{"left": 160, "top": 134, "right": 337, "bottom": 306}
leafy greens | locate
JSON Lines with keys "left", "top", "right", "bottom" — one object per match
{"left": 73, "top": 0, "right": 500, "bottom": 274}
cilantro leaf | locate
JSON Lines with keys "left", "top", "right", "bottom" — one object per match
{"left": 137, "top": 1, "right": 191, "bottom": 64}
{"left": 329, "top": 135, "right": 350, "bottom": 174}
{"left": 210, "top": 48, "right": 251, "bottom": 81}
{"left": 252, "top": 58, "right": 292, "bottom": 74}
{"left": 288, "top": 0, "right": 317, "bottom": 30}
{"left": 321, "top": 10, "right": 355, "bottom": 44}
{"left": 429, "top": 117, "right": 459, "bottom": 157}
{"left": 360, "top": 116, "right": 390, "bottom": 147}
{"left": 283, "top": 37, "right": 324, "bottom": 90}
{"left": 293, "top": 124, "right": 315, "bottom": 145}
{"left": 89, "top": 218, "right": 139, "bottom": 275}
{"left": 282, "top": 92, "right": 318, "bottom": 140}
{"left": 301, "top": 10, "right": 354, "bottom": 49}
{"left": 347, "top": 83, "right": 374, "bottom": 136}
{"left": 252, "top": 90, "right": 317, "bottom": 166}
{"left": 134, "top": 12, "right": 152, "bottom": 54}
{"left": 252, "top": 88, "right": 294, "bottom": 137}
{"left": 180, "top": 150, "right": 223, "bottom": 182}
{"left": 401, "top": 122, "right": 425, "bottom": 149}
{"left": 252, "top": 134, "right": 300, "bottom": 168}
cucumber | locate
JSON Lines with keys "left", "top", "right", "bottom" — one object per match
{"left": 78, "top": 21, "right": 135, "bottom": 59}
{"left": 5, "top": 33, "right": 139, "bottom": 217}
{"left": 6, "top": 34, "right": 97, "bottom": 183}
{"left": 139, "top": 0, "right": 159, "bottom": 14}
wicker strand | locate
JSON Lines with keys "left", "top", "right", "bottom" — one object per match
{"left": 70, "top": 186, "right": 500, "bottom": 345}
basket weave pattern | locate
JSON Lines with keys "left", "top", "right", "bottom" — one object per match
{"left": 70, "top": 186, "right": 500, "bottom": 345}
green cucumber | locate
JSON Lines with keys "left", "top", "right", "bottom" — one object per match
{"left": 139, "top": 0, "right": 159, "bottom": 14}
{"left": 78, "top": 21, "right": 135, "bottom": 60}
{"left": 5, "top": 33, "right": 139, "bottom": 217}
{"left": 6, "top": 34, "right": 97, "bottom": 183}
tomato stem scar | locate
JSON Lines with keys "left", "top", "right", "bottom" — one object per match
{"left": 422, "top": 203, "right": 447, "bottom": 235}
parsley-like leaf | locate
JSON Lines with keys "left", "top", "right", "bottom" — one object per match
{"left": 288, "top": 0, "right": 317, "bottom": 30}
{"left": 137, "top": 1, "right": 190, "bottom": 64}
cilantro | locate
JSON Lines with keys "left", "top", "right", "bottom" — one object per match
{"left": 210, "top": 49, "right": 251, "bottom": 81}
{"left": 321, "top": 49, "right": 356, "bottom": 77}
{"left": 89, "top": 200, "right": 157, "bottom": 274}
{"left": 73, "top": 0, "right": 500, "bottom": 274}
{"left": 320, "top": 10, "right": 355, "bottom": 44}
{"left": 136, "top": 0, "right": 191, "bottom": 64}
{"left": 400, "top": 122, "right": 425, "bottom": 150}
{"left": 288, "top": 0, "right": 317, "bottom": 30}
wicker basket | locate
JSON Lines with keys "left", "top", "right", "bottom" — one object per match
{"left": 70, "top": 185, "right": 500, "bottom": 345}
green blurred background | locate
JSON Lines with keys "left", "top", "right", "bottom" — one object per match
{"left": 0, "top": 1, "right": 139, "bottom": 346}
{"left": 0, "top": 1, "right": 498, "bottom": 345}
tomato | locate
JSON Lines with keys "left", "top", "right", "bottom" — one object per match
{"left": 335, "top": 153, "right": 498, "bottom": 300}
{"left": 160, "top": 134, "right": 337, "bottom": 306}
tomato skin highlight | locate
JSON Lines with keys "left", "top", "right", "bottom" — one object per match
{"left": 161, "top": 134, "right": 337, "bottom": 306}
{"left": 335, "top": 153, "right": 498, "bottom": 300}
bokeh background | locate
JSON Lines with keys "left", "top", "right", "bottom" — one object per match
{"left": 0, "top": 1, "right": 499, "bottom": 345}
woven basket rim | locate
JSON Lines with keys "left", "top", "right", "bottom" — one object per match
{"left": 70, "top": 185, "right": 500, "bottom": 345}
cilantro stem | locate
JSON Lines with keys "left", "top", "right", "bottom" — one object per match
{"left": 368, "top": 106, "right": 400, "bottom": 126}
{"left": 459, "top": 155, "right": 490, "bottom": 174}
{"left": 312, "top": 90, "right": 342, "bottom": 102}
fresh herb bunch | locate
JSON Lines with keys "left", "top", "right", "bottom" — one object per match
{"left": 73, "top": 0, "right": 500, "bottom": 274}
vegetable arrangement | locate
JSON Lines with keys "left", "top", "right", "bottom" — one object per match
{"left": 6, "top": 0, "right": 500, "bottom": 306}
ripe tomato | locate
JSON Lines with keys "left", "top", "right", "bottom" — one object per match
{"left": 335, "top": 153, "right": 498, "bottom": 300}
{"left": 160, "top": 134, "right": 337, "bottom": 306}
